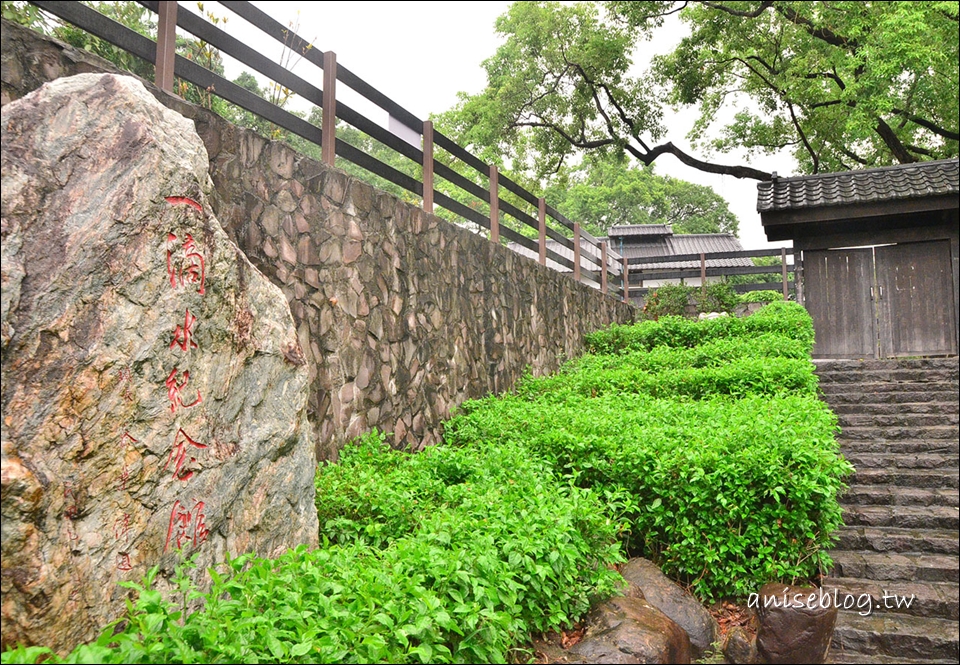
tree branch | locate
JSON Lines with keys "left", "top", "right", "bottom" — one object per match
{"left": 904, "top": 143, "right": 936, "bottom": 158}
{"left": 512, "top": 120, "right": 617, "bottom": 150}
{"left": 641, "top": 142, "right": 772, "bottom": 180}
{"left": 699, "top": 1, "right": 773, "bottom": 19}
{"left": 787, "top": 101, "right": 819, "bottom": 172}
{"left": 567, "top": 59, "right": 623, "bottom": 147}
{"left": 874, "top": 118, "right": 918, "bottom": 163}
{"left": 610, "top": 0, "right": 690, "bottom": 23}
{"left": 889, "top": 109, "right": 960, "bottom": 141}
{"left": 839, "top": 147, "right": 872, "bottom": 166}
{"left": 771, "top": 3, "right": 860, "bottom": 51}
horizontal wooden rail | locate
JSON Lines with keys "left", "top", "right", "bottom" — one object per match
{"left": 628, "top": 247, "right": 795, "bottom": 266}
{"left": 628, "top": 264, "right": 795, "bottom": 283}
{"left": 627, "top": 282, "right": 796, "bottom": 297}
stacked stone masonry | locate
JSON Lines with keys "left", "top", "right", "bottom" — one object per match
{"left": 1, "top": 20, "right": 636, "bottom": 459}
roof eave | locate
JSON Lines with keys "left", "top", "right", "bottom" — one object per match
{"left": 760, "top": 193, "right": 959, "bottom": 241}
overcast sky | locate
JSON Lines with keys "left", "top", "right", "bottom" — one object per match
{"left": 189, "top": 1, "right": 794, "bottom": 249}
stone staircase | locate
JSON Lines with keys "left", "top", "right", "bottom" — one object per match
{"left": 816, "top": 358, "right": 959, "bottom": 664}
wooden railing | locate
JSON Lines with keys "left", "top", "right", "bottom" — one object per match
{"left": 30, "top": 0, "right": 628, "bottom": 301}
{"left": 625, "top": 247, "right": 797, "bottom": 300}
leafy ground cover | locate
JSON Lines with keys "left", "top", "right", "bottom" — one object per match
{"left": 4, "top": 301, "right": 849, "bottom": 663}
{"left": 3, "top": 436, "right": 623, "bottom": 664}
{"left": 447, "top": 301, "right": 849, "bottom": 601}
{"left": 739, "top": 289, "right": 785, "bottom": 303}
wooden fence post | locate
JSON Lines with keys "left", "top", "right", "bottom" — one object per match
{"left": 538, "top": 197, "right": 547, "bottom": 266}
{"left": 155, "top": 1, "right": 177, "bottom": 93}
{"left": 781, "top": 248, "right": 789, "bottom": 300}
{"left": 422, "top": 120, "right": 434, "bottom": 213}
{"left": 795, "top": 250, "right": 804, "bottom": 306}
{"left": 601, "top": 241, "right": 609, "bottom": 294}
{"left": 622, "top": 254, "right": 629, "bottom": 303}
{"left": 321, "top": 51, "right": 337, "bottom": 166}
{"left": 489, "top": 164, "right": 499, "bottom": 243}
{"left": 700, "top": 252, "right": 707, "bottom": 295}
{"left": 573, "top": 223, "right": 582, "bottom": 283}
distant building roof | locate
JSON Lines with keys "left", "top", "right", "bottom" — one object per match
{"left": 609, "top": 224, "right": 672, "bottom": 238}
{"left": 757, "top": 158, "right": 960, "bottom": 213}
{"left": 622, "top": 233, "right": 752, "bottom": 270}
{"left": 508, "top": 229, "right": 751, "bottom": 272}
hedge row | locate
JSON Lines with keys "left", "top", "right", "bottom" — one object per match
{"left": 446, "top": 302, "right": 850, "bottom": 601}
{"left": 586, "top": 301, "right": 815, "bottom": 355}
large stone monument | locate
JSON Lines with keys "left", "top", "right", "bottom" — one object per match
{"left": 1, "top": 73, "right": 318, "bottom": 652}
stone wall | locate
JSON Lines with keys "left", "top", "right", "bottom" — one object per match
{"left": 2, "top": 20, "right": 636, "bottom": 460}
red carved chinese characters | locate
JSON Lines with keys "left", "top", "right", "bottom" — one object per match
{"left": 113, "top": 513, "right": 132, "bottom": 542}
{"left": 63, "top": 484, "right": 80, "bottom": 521}
{"left": 163, "top": 428, "right": 207, "bottom": 482}
{"left": 166, "top": 233, "right": 206, "bottom": 295}
{"left": 160, "top": 196, "right": 210, "bottom": 559}
{"left": 116, "top": 553, "right": 133, "bottom": 571}
{"left": 165, "top": 368, "right": 202, "bottom": 413}
{"left": 193, "top": 501, "right": 210, "bottom": 545}
{"left": 164, "top": 499, "right": 209, "bottom": 552}
{"left": 164, "top": 196, "right": 202, "bottom": 213}
{"left": 170, "top": 309, "right": 199, "bottom": 352}
{"left": 116, "top": 366, "right": 135, "bottom": 402}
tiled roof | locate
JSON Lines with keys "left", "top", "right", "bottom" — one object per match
{"left": 757, "top": 158, "right": 959, "bottom": 212}
{"left": 622, "top": 234, "right": 753, "bottom": 270}
{"left": 508, "top": 233, "right": 751, "bottom": 272}
{"left": 609, "top": 224, "right": 673, "bottom": 237}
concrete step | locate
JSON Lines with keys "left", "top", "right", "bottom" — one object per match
{"left": 835, "top": 527, "right": 959, "bottom": 554}
{"left": 841, "top": 486, "right": 959, "bottom": 508}
{"left": 840, "top": 440, "right": 959, "bottom": 455}
{"left": 830, "top": 400, "right": 960, "bottom": 416}
{"left": 823, "top": 577, "right": 959, "bottom": 621}
{"left": 839, "top": 425, "right": 959, "bottom": 441}
{"left": 841, "top": 505, "right": 959, "bottom": 530}
{"left": 830, "top": 551, "right": 959, "bottom": 584}
{"left": 839, "top": 413, "right": 960, "bottom": 428}
{"left": 816, "top": 369, "right": 960, "bottom": 385}
{"left": 844, "top": 452, "right": 959, "bottom": 470}
{"left": 814, "top": 358, "right": 959, "bottom": 373}
{"left": 819, "top": 380, "right": 959, "bottom": 395}
{"left": 830, "top": 612, "right": 959, "bottom": 662}
{"left": 826, "top": 393, "right": 960, "bottom": 410}
{"left": 850, "top": 468, "right": 959, "bottom": 489}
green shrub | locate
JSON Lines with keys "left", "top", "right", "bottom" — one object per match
{"left": 558, "top": 333, "right": 810, "bottom": 375}
{"left": 445, "top": 393, "right": 849, "bottom": 601}
{"left": 739, "top": 290, "right": 783, "bottom": 303}
{"left": 8, "top": 433, "right": 625, "bottom": 664}
{"left": 695, "top": 282, "right": 739, "bottom": 314}
{"left": 447, "top": 300, "right": 843, "bottom": 601}
{"left": 520, "top": 356, "right": 818, "bottom": 401}
{"left": 585, "top": 301, "right": 814, "bottom": 355}
{"left": 642, "top": 284, "right": 693, "bottom": 320}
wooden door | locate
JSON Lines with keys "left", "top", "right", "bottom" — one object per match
{"left": 804, "top": 248, "right": 877, "bottom": 359}
{"left": 876, "top": 240, "right": 958, "bottom": 357}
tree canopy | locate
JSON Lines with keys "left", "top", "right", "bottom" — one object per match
{"left": 545, "top": 159, "right": 739, "bottom": 237}
{"left": 640, "top": 0, "right": 959, "bottom": 173}
{"left": 438, "top": 1, "right": 959, "bottom": 181}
